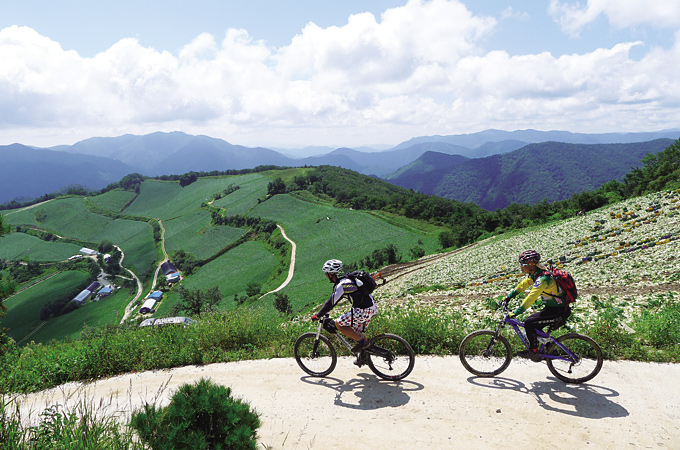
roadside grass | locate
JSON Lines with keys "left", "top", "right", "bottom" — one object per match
{"left": 163, "top": 211, "right": 245, "bottom": 260}
{"left": 0, "top": 233, "right": 81, "bottom": 261}
{"left": 1, "top": 302, "right": 678, "bottom": 396}
{"left": 2, "top": 271, "right": 91, "bottom": 343}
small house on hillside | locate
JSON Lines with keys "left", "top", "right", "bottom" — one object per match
{"left": 148, "top": 291, "right": 163, "bottom": 300}
{"left": 79, "top": 248, "right": 99, "bottom": 256}
{"left": 96, "top": 286, "right": 113, "bottom": 300}
{"left": 160, "top": 261, "right": 177, "bottom": 275}
{"left": 161, "top": 261, "right": 181, "bottom": 284}
{"left": 86, "top": 281, "right": 101, "bottom": 292}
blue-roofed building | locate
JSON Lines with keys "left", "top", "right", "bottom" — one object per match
{"left": 148, "top": 291, "right": 163, "bottom": 300}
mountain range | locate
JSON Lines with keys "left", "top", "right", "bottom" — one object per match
{"left": 385, "top": 139, "right": 674, "bottom": 210}
{"left": 1, "top": 129, "right": 678, "bottom": 206}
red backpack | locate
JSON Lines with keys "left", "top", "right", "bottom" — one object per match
{"left": 543, "top": 267, "right": 578, "bottom": 305}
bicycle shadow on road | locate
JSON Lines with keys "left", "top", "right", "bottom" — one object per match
{"left": 466, "top": 376, "right": 629, "bottom": 419}
{"left": 300, "top": 373, "right": 424, "bottom": 411}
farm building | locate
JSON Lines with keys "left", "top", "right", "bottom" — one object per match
{"left": 140, "top": 299, "right": 157, "bottom": 314}
{"left": 71, "top": 290, "right": 91, "bottom": 305}
{"left": 96, "top": 286, "right": 113, "bottom": 300}
{"left": 103, "top": 254, "right": 112, "bottom": 262}
{"left": 148, "top": 291, "right": 163, "bottom": 300}
{"left": 161, "top": 261, "right": 181, "bottom": 283}
{"left": 79, "top": 247, "right": 99, "bottom": 256}
{"left": 70, "top": 281, "right": 101, "bottom": 305}
{"left": 160, "top": 261, "right": 177, "bottom": 275}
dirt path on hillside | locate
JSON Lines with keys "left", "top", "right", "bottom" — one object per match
{"left": 13, "top": 357, "right": 679, "bottom": 449}
{"left": 259, "top": 224, "right": 297, "bottom": 299}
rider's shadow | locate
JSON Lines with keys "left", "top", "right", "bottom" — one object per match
{"left": 301, "top": 373, "right": 424, "bottom": 410}
{"left": 467, "top": 376, "right": 629, "bottom": 419}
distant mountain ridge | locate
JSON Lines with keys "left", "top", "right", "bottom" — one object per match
{"left": 0, "top": 144, "right": 136, "bottom": 204}
{"left": 2, "top": 129, "right": 678, "bottom": 205}
{"left": 385, "top": 139, "right": 675, "bottom": 210}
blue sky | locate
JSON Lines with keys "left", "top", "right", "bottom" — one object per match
{"left": 1, "top": 0, "right": 679, "bottom": 150}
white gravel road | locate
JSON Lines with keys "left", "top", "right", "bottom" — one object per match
{"left": 14, "top": 356, "right": 680, "bottom": 449}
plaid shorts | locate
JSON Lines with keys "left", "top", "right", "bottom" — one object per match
{"left": 337, "top": 305, "right": 378, "bottom": 333}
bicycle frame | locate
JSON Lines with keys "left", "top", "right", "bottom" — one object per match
{"left": 495, "top": 311, "right": 579, "bottom": 363}
{"left": 315, "top": 316, "right": 394, "bottom": 362}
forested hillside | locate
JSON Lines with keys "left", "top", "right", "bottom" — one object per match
{"left": 385, "top": 139, "right": 675, "bottom": 210}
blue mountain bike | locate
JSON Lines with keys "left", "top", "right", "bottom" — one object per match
{"left": 459, "top": 301, "right": 603, "bottom": 384}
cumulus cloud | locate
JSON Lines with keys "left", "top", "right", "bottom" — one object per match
{"left": 0, "top": 0, "right": 679, "bottom": 148}
{"left": 549, "top": 0, "right": 680, "bottom": 36}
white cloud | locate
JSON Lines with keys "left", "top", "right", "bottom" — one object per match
{"left": 0, "top": 0, "right": 679, "bottom": 149}
{"left": 549, "top": 0, "right": 680, "bottom": 36}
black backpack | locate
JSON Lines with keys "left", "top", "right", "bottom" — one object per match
{"left": 345, "top": 270, "right": 378, "bottom": 295}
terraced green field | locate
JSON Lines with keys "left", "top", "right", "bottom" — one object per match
{"left": 153, "top": 240, "right": 278, "bottom": 315}
{"left": 2, "top": 270, "right": 91, "bottom": 343}
{"left": 26, "top": 288, "right": 132, "bottom": 344}
{"left": 163, "top": 211, "right": 245, "bottom": 260}
{"left": 0, "top": 233, "right": 81, "bottom": 261}
{"left": 250, "top": 193, "right": 443, "bottom": 310}
{"left": 90, "top": 189, "right": 137, "bottom": 212}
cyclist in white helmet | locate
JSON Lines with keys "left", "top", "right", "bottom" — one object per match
{"left": 312, "top": 259, "right": 377, "bottom": 353}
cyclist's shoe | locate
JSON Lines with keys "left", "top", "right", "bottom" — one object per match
{"left": 351, "top": 338, "right": 369, "bottom": 353}
{"left": 354, "top": 354, "right": 367, "bottom": 367}
{"left": 516, "top": 349, "right": 542, "bottom": 362}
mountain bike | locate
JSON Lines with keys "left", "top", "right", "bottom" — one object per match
{"left": 294, "top": 315, "right": 415, "bottom": 381}
{"left": 459, "top": 300, "right": 603, "bottom": 383}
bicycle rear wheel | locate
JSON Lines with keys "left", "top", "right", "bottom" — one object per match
{"left": 459, "top": 330, "right": 512, "bottom": 377}
{"left": 294, "top": 332, "right": 337, "bottom": 377}
{"left": 546, "top": 333, "right": 603, "bottom": 384}
{"left": 366, "top": 334, "right": 415, "bottom": 380}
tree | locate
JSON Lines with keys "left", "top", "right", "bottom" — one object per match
{"left": 171, "top": 286, "right": 223, "bottom": 316}
{"left": 267, "top": 177, "right": 286, "bottom": 196}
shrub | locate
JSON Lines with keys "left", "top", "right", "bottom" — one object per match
{"left": 273, "top": 292, "right": 292, "bottom": 315}
{"left": 130, "top": 378, "right": 260, "bottom": 450}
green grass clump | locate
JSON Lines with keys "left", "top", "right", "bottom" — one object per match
{"left": 1, "top": 397, "right": 143, "bottom": 450}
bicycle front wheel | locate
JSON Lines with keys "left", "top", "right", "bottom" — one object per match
{"left": 546, "top": 333, "right": 603, "bottom": 384}
{"left": 366, "top": 334, "right": 415, "bottom": 381}
{"left": 294, "top": 332, "right": 337, "bottom": 377}
{"left": 459, "top": 330, "right": 512, "bottom": 377}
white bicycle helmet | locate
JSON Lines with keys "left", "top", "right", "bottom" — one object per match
{"left": 322, "top": 259, "right": 343, "bottom": 274}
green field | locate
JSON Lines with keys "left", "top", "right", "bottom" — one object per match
{"left": 2, "top": 270, "right": 91, "bottom": 343}
{"left": 153, "top": 240, "right": 278, "bottom": 315}
{"left": 212, "top": 173, "right": 271, "bottom": 214}
{"left": 125, "top": 177, "right": 252, "bottom": 219}
{"left": 90, "top": 189, "right": 137, "bottom": 212}
{"left": 1, "top": 171, "right": 447, "bottom": 343}
{"left": 163, "top": 211, "right": 245, "bottom": 260}
{"left": 26, "top": 288, "right": 132, "bottom": 344}
{"left": 249, "top": 193, "right": 443, "bottom": 310}
{"left": 0, "top": 233, "right": 81, "bottom": 261}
